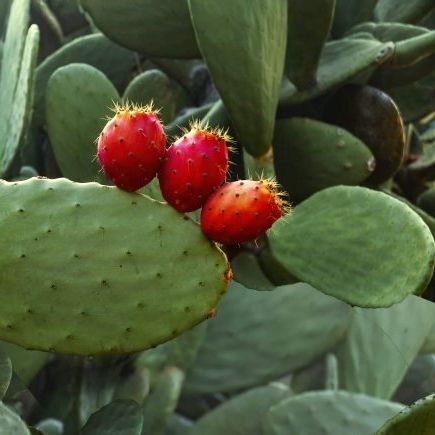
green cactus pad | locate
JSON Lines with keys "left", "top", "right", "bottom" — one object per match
{"left": 188, "top": 0, "right": 286, "bottom": 157}
{"left": 0, "top": 0, "right": 30, "bottom": 126}
{"left": 46, "top": 63, "right": 119, "bottom": 183}
{"left": 387, "top": 69, "right": 435, "bottom": 122}
{"left": 391, "top": 31, "right": 435, "bottom": 67}
{"left": 269, "top": 186, "right": 435, "bottom": 307}
{"left": 0, "top": 341, "right": 48, "bottom": 385}
{"left": 337, "top": 296, "right": 435, "bottom": 400}
{"left": 231, "top": 252, "right": 275, "bottom": 291}
{"left": 80, "top": 0, "right": 199, "bottom": 59}
{"left": 273, "top": 118, "right": 374, "bottom": 202}
{"left": 123, "top": 70, "right": 179, "bottom": 124}
{"left": 189, "top": 385, "right": 291, "bottom": 435}
{"left": 279, "top": 38, "right": 394, "bottom": 107}
{"left": 333, "top": 0, "right": 378, "bottom": 36}
{"left": 375, "top": 394, "right": 435, "bottom": 434}
{"left": 82, "top": 400, "right": 143, "bottom": 435}
{"left": 142, "top": 367, "right": 184, "bottom": 435}
{"left": 139, "top": 179, "right": 164, "bottom": 202}
{"left": 0, "top": 402, "right": 30, "bottom": 435}
{"left": 356, "top": 23, "right": 435, "bottom": 88}
{"left": 286, "top": 0, "right": 335, "bottom": 89}
{"left": 184, "top": 282, "right": 350, "bottom": 394}
{"left": 34, "top": 34, "right": 135, "bottom": 128}
{"left": 0, "top": 1, "right": 11, "bottom": 37}
{"left": 166, "top": 415, "right": 192, "bottom": 435}
{"left": 265, "top": 391, "right": 404, "bottom": 435}
{"left": 387, "top": 192, "right": 435, "bottom": 240}
{"left": 347, "top": 22, "right": 429, "bottom": 42}
{"left": 0, "top": 0, "right": 39, "bottom": 177}
{"left": 0, "top": 178, "right": 229, "bottom": 355}
{"left": 150, "top": 59, "right": 202, "bottom": 93}
{"left": 375, "top": 0, "right": 435, "bottom": 24}
{"left": 1, "top": 24, "right": 39, "bottom": 178}
{"left": 0, "top": 347, "right": 11, "bottom": 399}
{"left": 258, "top": 250, "right": 299, "bottom": 286}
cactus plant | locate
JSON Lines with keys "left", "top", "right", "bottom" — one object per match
{"left": 336, "top": 295, "right": 435, "bottom": 400}
{"left": 1, "top": 0, "right": 435, "bottom": 432}
{"left": 0, "top": 401, "right": 30, "bottom": 434}
{"left": 46, "top": 63, "right": 117, "bottom": 183}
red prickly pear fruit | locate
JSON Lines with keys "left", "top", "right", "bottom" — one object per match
{"left": 158, "top": 122, "right": 231, "bottom": 212}
{"left": 200, "top": 178, "right": 290, "bottom": 245}
{"left": 97, "top": 103, "right": 166, "bottom": 192}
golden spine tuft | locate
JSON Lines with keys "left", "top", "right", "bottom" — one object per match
{"left": 258, "top": 176, "right": 292, "bottom": 216}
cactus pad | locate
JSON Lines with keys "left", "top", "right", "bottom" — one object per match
{"left": 279, "top": 38, "right": 394, "bottom": 107}
{"left": 34, "top": 34, "right": 135, "bottom": 128}
{"left": 338, "top": 295, "right": 435, "bottom": 400}
{"left": 265, "top": 390, "right": 404, "bottom": 435}
{"left": 273, "top": 118, "right": 374, "bottom": 202}
{"left": 46, "top": 63, "right": 118, "bottom": 183}
{"left": 123, "top": 70, "right": 178, "bottom": 124}
{"left": 286, "top": 0, "right": 335, "bottom": 89}
{"left": 375, "top": 394, "right": 435, "bottom": 434}
{"left": 269, "top": 186, "right": 435, "bottom": 307}
{"left": 188, "top": 0, "right": 287, "bottom": 157}
{"left": 0, "top": 347, "right": 11, "bottom": 399}
{"left": 82, "top": 400, "right": 143, "bottom": 435}
{"left": 184, "top": 282, "right": 350, "bottom": 394}
{"left": 189, "top": 385, "right": 291, "bottom": 435}
{"left": 0, "top": 178, "right": 229, "bottom": 355}
{"left": 80, "top": 0, "right": 200, "bottom": 59}
{"left": 0, "top": 402, "right": 30, "bottom": 434}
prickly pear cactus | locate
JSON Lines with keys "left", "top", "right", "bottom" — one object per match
{"left": 1, "top": 0, "right": 435, "bottom": 432}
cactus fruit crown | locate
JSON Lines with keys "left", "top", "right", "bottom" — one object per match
{"left": 253, "top": 177, "right": 292, "bottom": 219}
{"left": 108, "top": 100, "right": 160, "bottom": 118}
{"left": 176, "top": 119, "right": 234, "bottom": 146}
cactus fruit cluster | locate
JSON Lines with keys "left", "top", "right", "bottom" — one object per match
{"left": 97, "top": 104, "right": 287, "bottom": 244}
{"left": 1, "top": 0, "right": 435, "bottom": 433}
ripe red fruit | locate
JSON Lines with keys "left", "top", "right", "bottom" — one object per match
{"left": 97, "top": 103, "right": 166, "bottom": 192}
{"left": 158, "top": 122, "right": 231, "bottom": 212}
{"left": 200, "top": 179, "right": 289, "bottom": 244}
